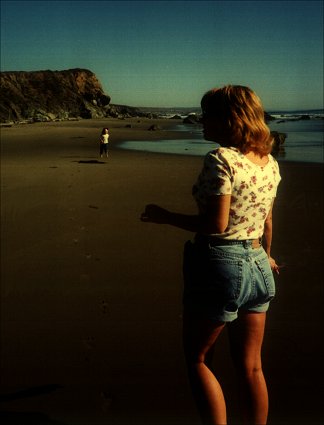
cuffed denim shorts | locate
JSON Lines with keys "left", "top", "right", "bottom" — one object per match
{"left": 182, "top": 236, "right": 276, "bottom": 323}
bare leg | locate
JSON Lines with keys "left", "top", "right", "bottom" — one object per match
{"left": 228, "top": 312, "right": 268, "bottom": 425}
{"left": 183, "top": 313, "right": 227, "bottom": 425}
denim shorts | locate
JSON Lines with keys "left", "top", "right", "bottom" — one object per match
{"left": 182, "top": 236, "right": 276, "bottom": 322}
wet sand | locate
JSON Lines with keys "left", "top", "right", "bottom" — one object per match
{"left": 1, "top": 118, "right": 323, "bottom": 424}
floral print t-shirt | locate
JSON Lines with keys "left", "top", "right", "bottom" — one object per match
{"left": 192, "top": 147, "right": 281, "bottom": 239}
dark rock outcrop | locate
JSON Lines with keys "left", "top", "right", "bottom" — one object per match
{"left": 183, "top": 113, "right": 201, "bottom": 124}
{"left": 0, "top": 69, "right": 145, "bottom": 123}
{"left": 264, "top": 112, "right": 276, "bottom": 122}
{"left": 148, "top": 124, "right": 162, "bottom": 131}
{"left": 107, "top": 103, "right": 147, "bottom": 119}
{"left": 271, "top": 130, "right": 287, "bottom": 153}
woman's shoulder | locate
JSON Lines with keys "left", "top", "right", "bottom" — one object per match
{"left": 268, "top": 153, "right": 280, "bottom": 169}
{"left": 206, "top": 147, "right": 241, "bottom": 166}
{"left": 202, "top": 148, "right": 239, "bottom": 175}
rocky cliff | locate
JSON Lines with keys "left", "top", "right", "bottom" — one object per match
{"left": 0, "top": 69, "right": 143, "bottom": 123}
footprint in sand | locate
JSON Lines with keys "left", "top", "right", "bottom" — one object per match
{"left": 101, "top": 300, "right": 109, "bottom": 315}
{"left": 83, "top": 336, "right": 95, "bottom": 350}
{"left": 100, "top": 391, "right": 113, "bottom": 412}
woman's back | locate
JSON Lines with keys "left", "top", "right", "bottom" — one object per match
{"left": 192, "top": 147, "right": 281, "bottom": 239}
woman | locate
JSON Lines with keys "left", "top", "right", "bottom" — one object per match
{"left": 141, "top": 85, "right": 281, "bottom": 425}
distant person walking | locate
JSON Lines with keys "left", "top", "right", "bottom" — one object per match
{"left": 141, "top": 85, "right": 281, "bottom": 425}
{"left": 100, "top": 127, "right": 109, "bottom": 158}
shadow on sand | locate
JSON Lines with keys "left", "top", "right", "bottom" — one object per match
{"left": 0, "top": 385, "right": 66, "bottom": 425}
{"left": 74, "top": 160, "right": 106, "bottom": 164}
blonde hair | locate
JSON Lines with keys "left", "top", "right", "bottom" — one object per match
{"left": 201, "top": 85, "right": 273, "bottom": 155}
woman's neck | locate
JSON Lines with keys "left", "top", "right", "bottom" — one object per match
{"left": 244, "top": 150, "right": 269, "bottom": 166}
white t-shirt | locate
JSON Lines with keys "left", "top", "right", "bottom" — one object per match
{"left": 192, "top": 147, "right": 281, "bottom": 239}
{"left": 101, "top": 134, "right": 109, "bottom": 144}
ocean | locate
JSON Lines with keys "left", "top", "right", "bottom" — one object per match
{"left": 119, "top": 110, "right": 324, "bottom": 164}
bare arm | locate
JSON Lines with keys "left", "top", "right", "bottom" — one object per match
{"left": 263, "top": 200, "right": 280, "bottom": 274}
{"left": 141, "top": 194, "right": 231, "bottom": 235}
{"left": 263, "top": 203, "right": 273, "bottom": 257}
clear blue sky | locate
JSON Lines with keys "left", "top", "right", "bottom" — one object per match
{"left": 1, "top": 0, "right": 323, "bottom": 110}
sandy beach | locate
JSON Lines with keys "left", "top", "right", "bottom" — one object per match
{"left": 1, "top": 118, "right": 323, "bottom": 425}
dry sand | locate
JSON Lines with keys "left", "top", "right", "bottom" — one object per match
{"left": 1, "top": 118, "right": 323, "bottom": 425}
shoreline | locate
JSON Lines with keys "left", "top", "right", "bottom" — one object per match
{"left": 2, "top": 116, "right": 323, "bottom": 164}
{"left": 1, "top": 119, "right": 323, "bottom": 425}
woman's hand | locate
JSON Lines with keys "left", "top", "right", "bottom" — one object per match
{"left": 269, "top": 256, "right": 280, "bottom": 275}
{"left": 140, "top": 204, "right": 170, "bottom": 224}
